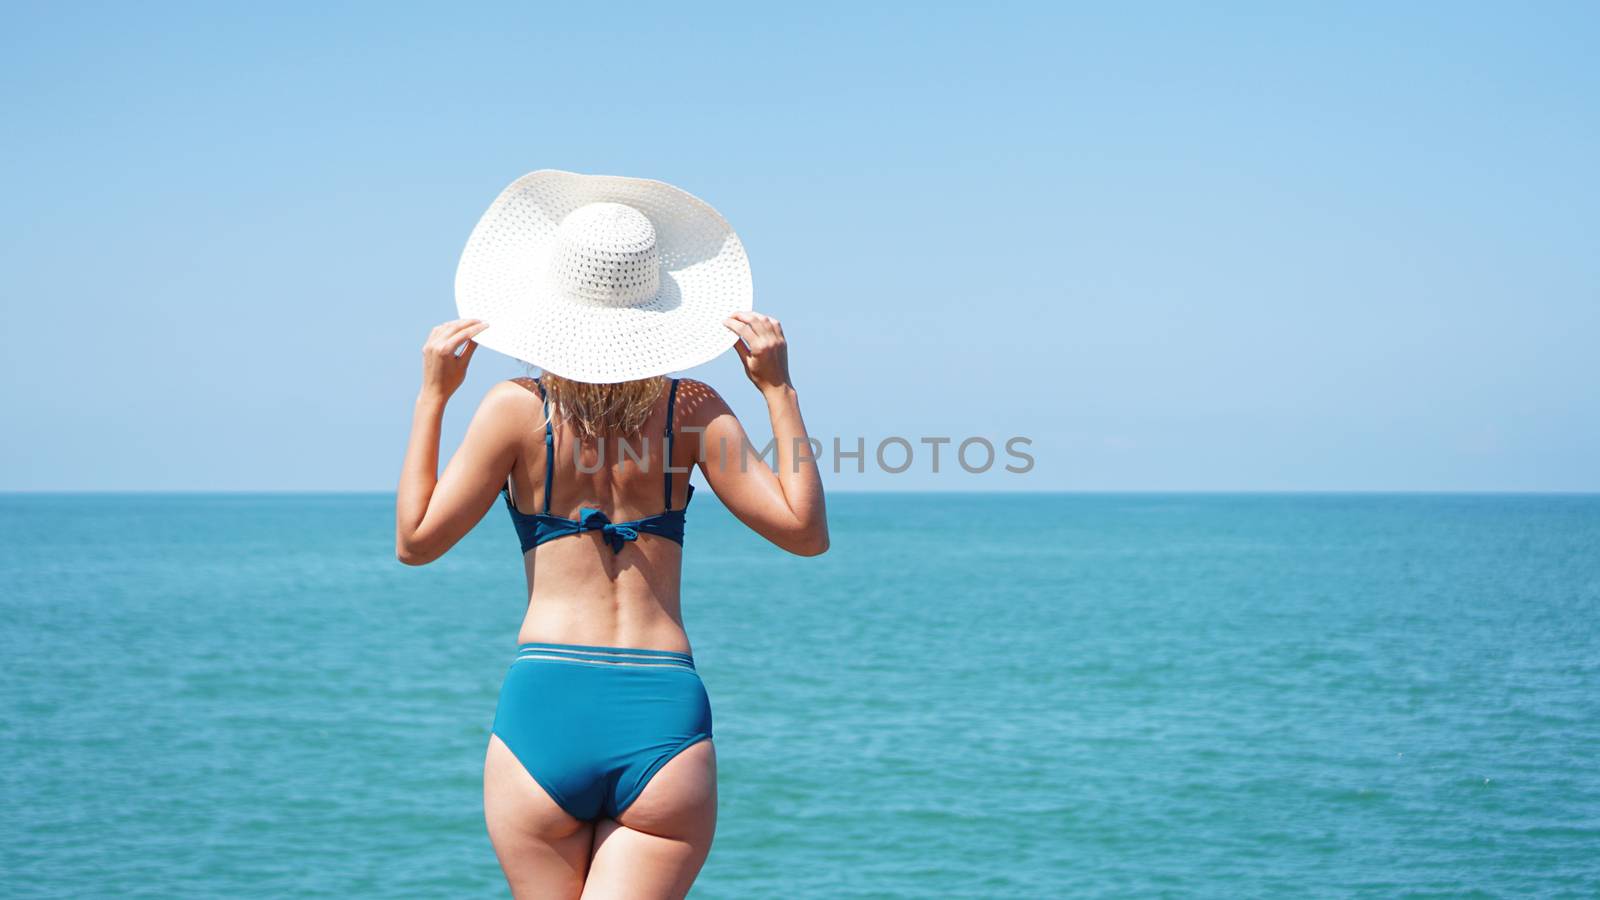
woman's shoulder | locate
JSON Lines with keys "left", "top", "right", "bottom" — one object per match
{"left": 481, "top": 376, "right": 543, "bottom": 401}
{"left": 503, "top": 375, "right": 544, "bottom": 395}
{"left": 671, "top": 377, "right": 733, "bottom": 426}
{"left": 468, "top": 377, "right": 546, "bottom": 422}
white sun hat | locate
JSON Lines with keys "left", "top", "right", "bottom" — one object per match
{"left": 454, "top": 169, "right": 753, "bottom": 384}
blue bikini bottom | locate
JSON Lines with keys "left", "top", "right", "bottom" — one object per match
{"left": 491, "top": 641, "right": 715, "bottom": 821}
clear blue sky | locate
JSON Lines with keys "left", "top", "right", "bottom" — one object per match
{"left": 2, "top": 2, "right": 1595, "bottom": 491}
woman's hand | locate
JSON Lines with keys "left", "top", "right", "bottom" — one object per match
{"left": 724, "top": 311, "right": 793, "bottom": 395}
{"left": 421, "top": 318, "right": 489, "bottom": 401}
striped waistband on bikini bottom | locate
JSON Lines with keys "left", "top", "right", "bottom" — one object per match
{"left": 513, "top": 640, "right": 696, "bottom": 670}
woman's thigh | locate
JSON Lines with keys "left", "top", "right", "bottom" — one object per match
{"left": 580, "top": 739, "right": 718, "bottom": 900}
{"left": 484, "top": 733, "right": 595, "bottom": 900}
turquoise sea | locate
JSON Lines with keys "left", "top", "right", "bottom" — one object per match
{"left": 3, "top": 493, "right": 1598, "bottom": 898}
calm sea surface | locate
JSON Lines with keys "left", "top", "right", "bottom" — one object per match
{"left": 2, "top": 493, "right": 1598, "bottom": 898}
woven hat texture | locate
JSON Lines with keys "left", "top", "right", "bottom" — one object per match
{"left": 455, "top": 169, "right": 753, "bottom": 383}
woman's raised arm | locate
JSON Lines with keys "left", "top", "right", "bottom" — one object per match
{"left": 690, "top": 312, "right": 829, "bottom": 557}
{"left": 394, "top": 319, "right": 525, "bottom": 565}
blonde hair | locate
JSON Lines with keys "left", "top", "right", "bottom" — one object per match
{"left": 538, "top": 371, "right": 667, "bottom": 443}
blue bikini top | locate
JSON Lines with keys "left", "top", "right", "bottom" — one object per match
{"left": 502, "top": 377, "right": 693, "bottom": 555}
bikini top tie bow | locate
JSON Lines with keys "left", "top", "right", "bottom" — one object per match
{"left": 577, "top": 507, "right": 640, "bottom": 554}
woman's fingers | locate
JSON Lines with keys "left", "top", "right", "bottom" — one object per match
{"left": 724, "top": 317, "right": 761, "bottom": 348}
{"left": 727, "top": 310, "right": 781, "bottom": 335}
{"left": 731, "top": 316, "right": 782, "bottom": 345}
{"left": 724, "top": 312, "right": 792, "bottom": 392}
{"left": 429, "top": 317, "right": 482, "bottom": 338}
{"left": 449, "top": 321, "right": 490, "bottom": 349}
{"left": 442, "top": 319, "right": 487, "bottom": 343}
{"left": 429, "top": 320, "right": 486, "bottom": 354}
{"left": 418, "top": 319, "right": 485, "bottom": 401}
{"left": 428, "top": 317, "right": 472, "bottom": 339}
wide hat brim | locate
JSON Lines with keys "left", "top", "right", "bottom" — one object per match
{"left": 454, "top": 169, "right": 753, "bottom": 383}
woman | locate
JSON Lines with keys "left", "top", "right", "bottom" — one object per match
{"left": 394, "top": 171, "right": 828, "bottom": 899}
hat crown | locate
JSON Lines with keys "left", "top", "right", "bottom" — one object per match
{"left": 550, "top": 202, "right": 661, "bottom": 308}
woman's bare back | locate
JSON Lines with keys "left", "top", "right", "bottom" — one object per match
{"left": 500, "top": 375, "right": 702, "bottom": 652}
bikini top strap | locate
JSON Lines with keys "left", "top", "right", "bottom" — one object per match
{"left": 536, "top": 377, "right": 554, "bottom": 515}
{"left": 663, "top": 377, "right": 680, "bottom": 512}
